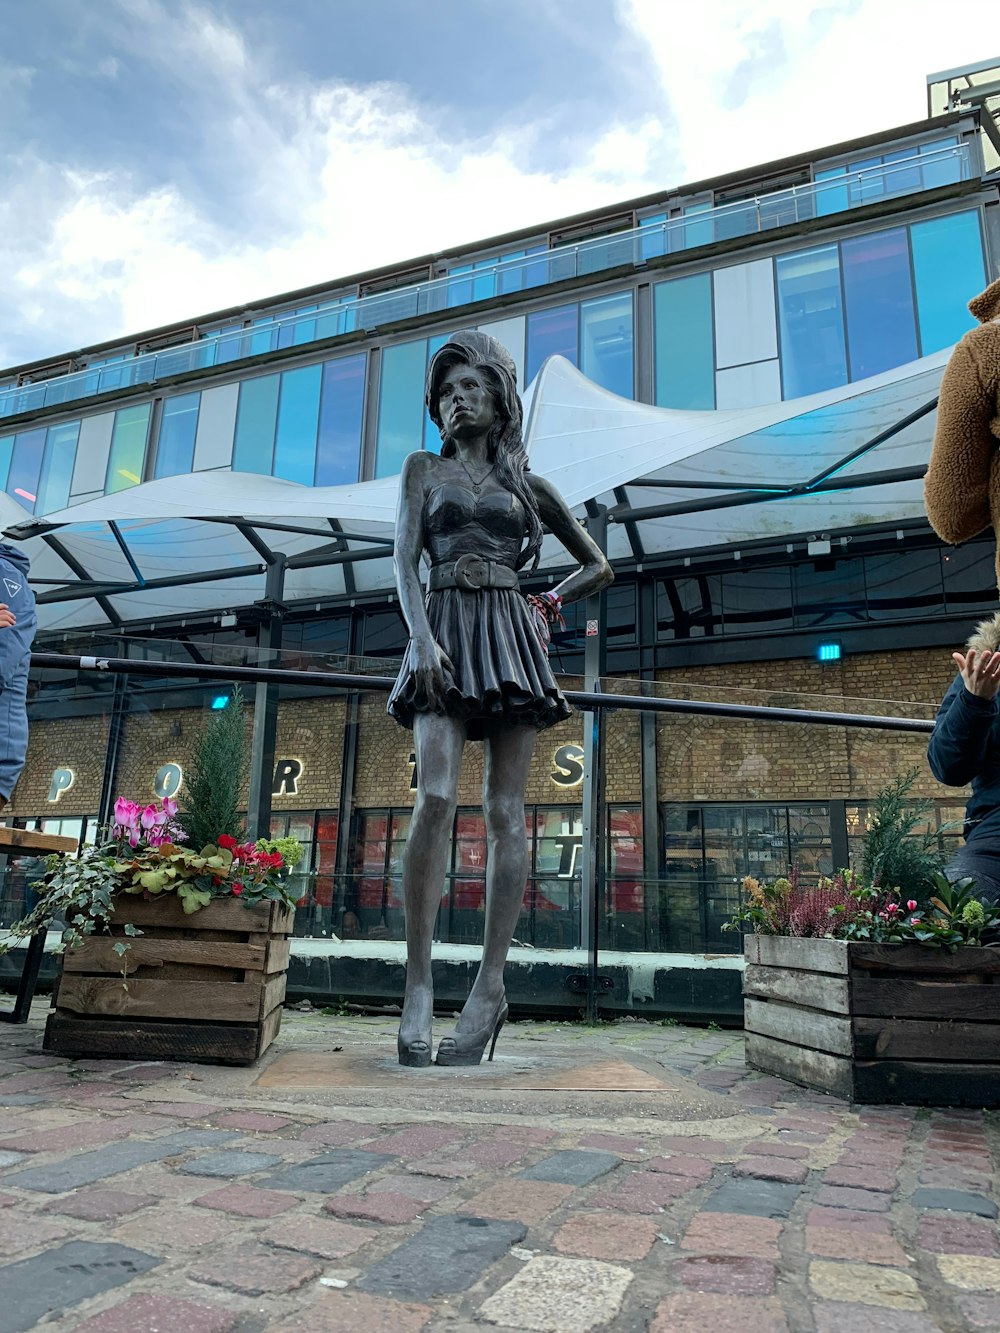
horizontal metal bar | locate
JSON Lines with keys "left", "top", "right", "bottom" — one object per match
{"left": 35, "top": 562, "right": 267, "bottom": 604}
{"left": 28, "top": 652, "right": 934, "bottom": 733}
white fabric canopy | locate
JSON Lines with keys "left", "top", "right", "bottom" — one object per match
{"left": 5, "top": 350, "right": 949, "bottom": 633}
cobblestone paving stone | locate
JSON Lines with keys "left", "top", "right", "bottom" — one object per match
{"left": 0, "top": 1006, "right": 998, "bottom": 1330}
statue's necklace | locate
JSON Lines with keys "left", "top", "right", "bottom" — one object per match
{"left": 458, "top": 458, "right": 495, "bottom": 495}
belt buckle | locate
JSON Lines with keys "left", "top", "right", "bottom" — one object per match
{"left": 453, "top": 553, "right": 489, "bottom": 590}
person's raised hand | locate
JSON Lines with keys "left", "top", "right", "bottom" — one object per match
{"left": 953, "top": 647, "right": 1000, "bottom": 700}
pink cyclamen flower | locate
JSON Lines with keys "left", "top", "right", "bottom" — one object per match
{"left": 906, "top": 899, "right": 917, "bottom": 911}
{"left": 161, "top": 796, "right": 178, "bottom": 818}
{"left": 140, "top": 804, "right": 161, "bottom": 830}
{"left": 114, "top": 797, "right": 140, "bottom": 827}
{"left": 886, "top": 902, "right": 900, "bottom": 914}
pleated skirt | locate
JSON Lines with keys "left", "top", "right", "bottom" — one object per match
{"left": 387, "top": 588, "right": 571, "bottom": 740}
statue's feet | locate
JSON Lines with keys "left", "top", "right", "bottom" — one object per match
{"left": 398, "top": 983, "right": 433, "bottom": 1068}
{"left": 436, "top": 985, "right": 508, "bottom": 1067}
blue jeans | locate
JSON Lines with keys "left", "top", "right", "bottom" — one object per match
{"left": 944, "top": 844, "right": 1000, "bottom": 907}
{"left": 0, "top": 659, "right": 29, "bottom": 801}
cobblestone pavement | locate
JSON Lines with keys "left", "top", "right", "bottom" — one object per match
{"left": 0, "top": 1004, "right": 998, "bottom": 1331}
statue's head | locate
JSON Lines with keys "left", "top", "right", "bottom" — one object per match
{"left": 426, "top": 330, "right": 522, "bottom": 460}
{"left": 425, "top": 329, "right": 541, "bottom": 571}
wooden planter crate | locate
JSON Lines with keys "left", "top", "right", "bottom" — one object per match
{"left": 744, "top": 935, "right": 1000, "bottom": 1106}
{"left": 43, "top": 897, "right": 294, "bottom": 1065}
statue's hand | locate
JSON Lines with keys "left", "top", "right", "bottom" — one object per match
{"left": 410, "top": 634, "right": 455, "bottom": 710}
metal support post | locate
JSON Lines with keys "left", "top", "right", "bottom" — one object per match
{"left": 246, "top": 557, "right": 286, "bottom": 840}
{"left": 579, "top": 506, "right": 608, "bottom": 1022}
{"left": 638, "top": 580, "right": 660, "bottom": 949}
{"left": 97, "top": 670, "right": 129, "bottom": 830}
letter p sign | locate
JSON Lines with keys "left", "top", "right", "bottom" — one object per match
{"left": 48, "top": 768, "right": 75, "bottom": 803}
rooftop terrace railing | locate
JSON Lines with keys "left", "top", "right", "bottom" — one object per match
{"left": 0, "top": 143, "right": 971, "bottom": 422}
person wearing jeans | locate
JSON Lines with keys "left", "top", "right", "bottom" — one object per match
{"left": 0, "top": 543, "right": 36, "bottom": 814}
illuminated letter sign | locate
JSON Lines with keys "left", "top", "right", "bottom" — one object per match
{"left": 272, "top": 759, "right": 303, "bottom": 797}
{"left": 551, "top": 744, "right": 584, "bottom": 788}
{"left": 154, "top": 763, "right": 183, "bottom": 799}
{"left": 47, "top": 768, "right": 75, "bottom": 803}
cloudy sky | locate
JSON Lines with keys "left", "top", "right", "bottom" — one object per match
{"left": 1, "top": 0, "right": 995, "bottom": 367}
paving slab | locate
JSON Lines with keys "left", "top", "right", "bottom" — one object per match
{"left": 3, "top": 1139, "right": 185, "bottom": 1193}
{"left": 258, "top": 1148, "right": 393, "bottom": 1192}
{"left": 520, "top": 1149, "right": 620, "bottom": 1185}
{"left": 357, "top": 1214, "right": 527, "bottom": 1299}
{"left": 0, "top": 1240, "right": 159, "bottom": 1333}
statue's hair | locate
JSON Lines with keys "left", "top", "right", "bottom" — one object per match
{"left": 426, "top": 330, "right": 542, "bottom": 572}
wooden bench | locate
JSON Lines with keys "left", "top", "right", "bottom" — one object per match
{"left": 0, "top": 825, "right": 79, "bottom": 1024}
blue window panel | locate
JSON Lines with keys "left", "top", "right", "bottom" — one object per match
{"left": 910, "top": 211, "right": 985, "bottom": 353}
{"left": 423, "top": 334, "right": 449, "bottom": 452}
{"left": 639, "top": 213, "right": 667, "bottom": 261}
{"left": 6, "top": 429, "right": 45, "bottom": 507}
{"left": 472, "top": 258, "right": 499, "bottom": 303}
{"left": 682, "top": 202, "right": 713, "bottom": 250}
{"left": 776, "top": 244, "right": 848, "bottom": 399}
{"left": 520, "top": 244, "right": 550, "bottom": 292}
{"left": 316, "top": 354, "right": 366, "bottom": 487}
{"left": 233, "top": 374, "right": 279, "bottom": 474}
{"left": 815, "top": 167, "right": 848, "bottom": 217}
{"left": 920, "top": 136, "right": 962, "bottom": 189}
{"left": 376, "top": 339, "right": 427, "bottom": 478}
{"left": 273, "top": 364, "right": 323, "bottom": 485}
{"left": 155, "top": 392, "right": 201, "bottom": 479}
{"left": 35, "top": 421, "right": 80, "bottom": 514}
{"left": 581, "top": 292, "right": 633, "bottom": 398}
{"left": 0, "top": 434, "right": 13, "bottom": 492}
{"left": 447, "top": 264, "right": 474, "bottom": 308}
{"left": 842, "top": 228, "right": 917, "bottom": 380}
{"left": 315, "top": 302, "right": 353, "bottom": 340}
{"left": 211, "top": 324, "right": 246, "bottom": 365}
{"left": 526, "top": 305, "right": 578, "bottom": 383}
{"left": 248, "top": 318, "right": 278, "bottom": 357}
{"left": 882, "top": 149, "right": 922, "bottom": 197}
{"left": 105, "top": 404, "right": 151, "bottom": 494}
{"left": 849, "top": 156, "right": 884, "bottom": 207}
{"left": 653, "top": 274, "right": 714, "bottom": 409}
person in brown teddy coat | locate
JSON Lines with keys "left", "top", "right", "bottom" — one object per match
{"left": 925, "top": 273, "right": 1000, "bottom": 903}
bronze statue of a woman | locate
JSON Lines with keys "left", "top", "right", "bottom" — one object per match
{"left": 387, "top": 330, "right": 613, "bottom": 1067}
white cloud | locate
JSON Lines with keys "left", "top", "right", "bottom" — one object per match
{"left": 620, "top": 0, "right": 998, "bottom": 181}
{"left": 3, "top": 3, "right": 674, "bottom": 363}
{"left": 2, "top": 0, "right": 997, "bottom": 366}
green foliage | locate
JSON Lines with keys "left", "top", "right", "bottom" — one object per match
{"left": 861, "top": 769, "right": 949, "bottom": 903}
{"left": 180, "top": 686, "right": 249, "bottom": 850}
{"left": 256, "top": 835, "right": 304, "bottom": 869}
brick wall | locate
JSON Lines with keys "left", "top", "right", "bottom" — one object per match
{"left": 12, "top": 647, "right": 964, "bottom": 823}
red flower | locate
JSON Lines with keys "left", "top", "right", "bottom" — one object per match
{"left": 232, "top": 883, "right": 243, "bottom": 896}
{"left": 217, "top": 834, "right": 237, "bottom": 850}
{"left": 906, "top": 899, "right": 917, "bottom": 911}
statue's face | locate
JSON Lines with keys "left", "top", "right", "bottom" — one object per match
{"left": 437, "top": 364, "right": 496, "bottom": 440}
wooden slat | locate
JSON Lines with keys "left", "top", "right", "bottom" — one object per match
{"left": 848, "top": 943, "right": 1000, "bottom": 976}
{"left": 852, "top": 1059, "right": 1000, "bottom": 1108}
{"left": 851, "top": 979, "right": 1000, "bottom": 1021}
{"left": 744, "top": 964, "right": 850, "bottom": 1014}
{"left": 43, "top": 1013, "right": 263, "bottom": 1065}
{"left": 0, "top": 827, "right": 77, "bottom": 855}
{"left": 255, "top": 1003, "right": 284, "bottom": 1059}
{"left": 259, "top": 973, "right": 288, "bottom": 1022}
{"left": 62, "top": 938, "right": 268, "bottom": 976}
{"left": 746, "top": 1032, "right": 854, "bottom": 1099}
{"left": 743, "top": 936, "right": 849, "bottom": 974}
{"left": 745, "top": 997, "right": 852, "bottom": 1057}
{"left": 853, "top": 1015, "right": 1000, "bottom": 1062}
{"left": 109, "top": 897, "right": 293, "bottom": 933}
{"left": 265, "top": 937, "right": 291, "bottom": 975}
{"left": 53, "top": 975, "right": 265, "bottom": 1023}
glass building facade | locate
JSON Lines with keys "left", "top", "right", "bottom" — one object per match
{"left": 2, "top": 107, "right": 998, "bottom": 1017}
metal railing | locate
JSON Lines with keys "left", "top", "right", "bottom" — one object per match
{"left": 0, "top": 144, "right": 970, "bottom": 422}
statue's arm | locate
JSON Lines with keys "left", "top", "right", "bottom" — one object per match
{"left": 393, "top": 452, "right": 434, "bottom": 643}
{"left": 527, "top": 473, "right": 614, "bottom": 604}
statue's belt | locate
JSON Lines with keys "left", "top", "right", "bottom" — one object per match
{"left": 428, "top": 555, "right": 519, "bottom": 592}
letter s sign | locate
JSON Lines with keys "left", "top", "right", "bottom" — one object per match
{"left": 550, "top": 744, "right": 584, "bottom": 788}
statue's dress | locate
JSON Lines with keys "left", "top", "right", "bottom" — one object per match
{"left": 387, "top": 479, "right": 571, "bottom": 740}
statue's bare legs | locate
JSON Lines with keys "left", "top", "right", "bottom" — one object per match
{"left": 398, "top": 712, "right": 536, "bottom": 1064}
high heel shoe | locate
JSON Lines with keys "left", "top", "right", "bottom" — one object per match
{"left": 397, "top": 1034, "right": 432, "bottom": 1068}
{"left": 435, "top": 996, "right": 508, "bottom": 1066}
